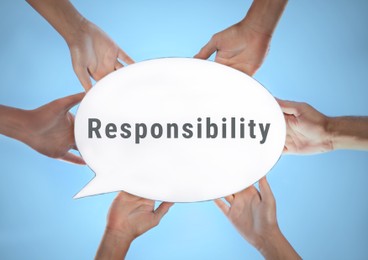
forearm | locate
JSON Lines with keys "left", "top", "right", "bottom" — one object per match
{"left": 258, "top": 228, "right": 301, "bottom": 260}
{"left": 26, "top": 0, "right": 85, "bottom": 43}
{"left": 0, "top": 105, "right": 30, "bottom": 143}
{"left": 328, "top": 116, "right": 368, "bottom": 151}
{"left": 241, "top": 0, "right": 288, "bottom": 36}
{"left": 95, "top": 229, "right": 133, "bottom": 260}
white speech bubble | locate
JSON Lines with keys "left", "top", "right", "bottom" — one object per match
{"left": 74, "top": 58, "right": 285, "bottom": 202}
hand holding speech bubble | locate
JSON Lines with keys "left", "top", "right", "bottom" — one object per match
{"left": 74, "top": 58, "right": 285, "bottom": 202}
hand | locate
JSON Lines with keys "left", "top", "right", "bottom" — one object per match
{"left": 277, "top": 99, "right": 333, "bottom": 154}
{"left": 67, "top": 19, "right": 134, "bottom": 90}
{"left": 95, "top": 192, "right": 173, "bottom": 260}
{"left": 194, "top": 0, "right": 288, "bottom": 75}
{"left": 23, "top": 93, "right": 85, "bottom": 164}
{"left": 215, "top": 177, "right": 301, "bottom": 259}
{"left": 195, "top": 21, "right": 271, "bottom": 76}
{"left": 106, "top": 192, "right": 174, "bottom": 241}
{"left": 26, "top": 0, "right": 134, "bottom": 91}
{"left": 215, "top": 177, "right": 277, "bottom": 248}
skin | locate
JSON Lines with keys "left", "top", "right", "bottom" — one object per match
{"left": 96, "top": 182, "right": 300, "bottom": 259}
{"left": 26, "top": 0, "right": 134, "bottom": 90}
{"left": 215, "top": 177, "right": 301, "bottom": 260}
{"left": 277, "top": 99, "right": 368, "bottom": 154}
{"left": 95, "top": 192, "right": 174, "bottom": 260}
{"left": 195, "top": 0, "right": 288, "bottom": 76}
{"left": 0, "top": 93, "right": 85, "bottom": 164}
{"left": 27, "top": 0, "right": 287, "bottom": 82}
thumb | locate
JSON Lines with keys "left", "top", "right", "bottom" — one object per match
{"left": 60, "top": 152, "right": 86, "bottom": 165}
{"left": 57, "top": 92, "right": 86, "bottom": 112}
{"left": 194, "top": 38, "right": 217, "bottom": 60}
{"left": 118, "top": 48, "right": 135, "bottom": 65}
{"left": 259, "top": 177, "right": 275, "bottom": 204}
{"left": 154, "top": 202, "right": 174, "bottom": 222}
{"left": 276, "top": 98, "right": 301, "bottom": 116}
{"left": 214, "top": 199, "right": 230, "bottom": 216}
{"left": 74, "top": 66, "right": 93, "bottom": 91}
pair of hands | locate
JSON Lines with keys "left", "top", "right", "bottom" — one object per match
{"left": 25, "top": 94, "right": 334, "bottom": 164}
{"left": 27, "top": 0, "right": 288, "bottom": 91}
{"left": 99, "top": 177, "right": 300, "bottom": 260}
{"left": 68, "top": 16, "right": 271, "bottom": 91}
{"left": 69, "top": 19, "right": 269, "bottom": 91}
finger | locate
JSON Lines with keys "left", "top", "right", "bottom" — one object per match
{"left": 275, "top": 99, "right": 301, "bottom": 116}
{"left": 224, "top": 194, "right": 234, "bottom": 204}
{"left": 242, "top": 185, "right": 261, "bottom": 202}
{"left": 236, "top": 184, "right": 256, "bottom": 196}
{"left": 118, "top": 48, "right": 134, "bottom": 65}
{"left": 115, "top": 60, "right": 124, "bottom": 70}
{"left": 154, "top": 202, "right": 174, "bottom": 222}
{"left": 59, "top": 92, "right": 85, "bottom": 112}
{"left": 90, "top": 67, "right": 111, "bottom": 82}
{"left": 119, "top": 191, "right": 142, "bottom": 201}
{"left": 284, "top": 131, "right": 296, "bottom": 149}
{"left": 60, "top": 152, "right": 86, "bottom": 165}
{"left": 114, "top": 191, "right": 136, "bottom": 203}
{"left": 194, "top": 38, "right": 217, "bottom": 60}
{"left": 214, "top": 199, "right": 230, "bottom": 215}
{"left": 115, "top": 191, "right": 126, "bottom": 200}
{"left": 259, "top": 177, "right": 275, "bottom": 204}
{"left": 214, "top": 55, "right": 233, "bottom": 66}
{"left": 74, "top": 66, "right": 92, "bottom": 91}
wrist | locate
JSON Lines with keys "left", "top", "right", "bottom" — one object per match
{"left": 239, "top": 18, "right": 273, "bottom": 38}
{"left": 95, "top": 228, "right": 134, "bottom": 260}
{"left": 255, "top": 226, "right": 301, "bottom": 260}
{"left": 241, "top": 0, "right": 287, "bottom": 36}
{"left": 326, "top": 116, "right": 368, "bottom": 151}
{"left": 0, "top": 106, "right": 32, "bottom": 143}
{"left": 104, "top": 227, "right": 136, "bottom": 245}
{"left": 26, "top": 0, "right": 86, "bottom": 45}
{"left": 326, "top": 117, "right": 337, "bottom": 151}
{"left": 257, "top": 227, "right": 287, "bottom": 259}
{"left": 63, "top": 15, "right": 89, "bottom": 46}
{"left": 253, "top": 225, "right": 282, "bottom": 252}
{"left": 57, "top": 2, "right": 88, "bottom": 44}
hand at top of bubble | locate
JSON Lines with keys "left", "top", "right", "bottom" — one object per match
{"left": 195, "top": 0, "right": 287, "bottom": 76}
{"left": 27, "top": 0, "right": 134, "bottom": 91}
{"left": 67, "top": 19, "right": 134, "bottom": 90}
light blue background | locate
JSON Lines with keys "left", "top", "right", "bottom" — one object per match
{"left": 1, "top": 0, "right": 367, "bottom": 259}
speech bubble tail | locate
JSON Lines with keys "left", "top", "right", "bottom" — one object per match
{"left": 73, "top": 177, "right": 109, "bottom": 199}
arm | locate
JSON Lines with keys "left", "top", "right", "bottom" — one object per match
{"left": 277, "top": 99, "right": 368, "bottom": 154}
{"left": 0, "top": 93, "right": 85, "bottom": 164}
{"left": 215, "top": 177, "right": 301, "bottom": 260}
{"left": 95, "top": 192, "right": 174, "bottom": 260}
{"left": 26, "top": 0, "right": 134, "bottom": 90}
{"left": 195, "top": 0, "right": 288, "bottom": 75}
{"left": 329, "top": 116, "right": 368, "bottom": 151}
